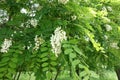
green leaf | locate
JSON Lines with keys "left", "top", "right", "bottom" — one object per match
{"left": 0, "top": 73, "right": 4, "bottom": 78}
{"left": 6, "top": 73, "right": 12, "bottom": 80}
{"left": 80, "top": 71, "right": 88, "bottom": 78}
{"left": 79, "top": 64, "right": 86, "bottom": 69}
{"left": 42, "top": 67, "right": 49, "bottom": 72}
{"left": 62, "top": 44, "right": 71, "bottom": 48}
{"left": 0, "top": 68, "right": 7, "bottom": 72}
{"left": 11, "top": 58, "right": 18, "bottom": 63}
{"left": 50, "top": 62, "right": 57, "bottom": 66}
{"left": 72, "top": 46, "right": 86, "bottom": 57}
{"left": 2, "top": 53, "right": 11, "bottom": 57}
{"left": 41, "top": 43, "right": 47, "bottom": 47}
{"left": 90, "top": 71, "right": 99, "bottom": 78}
{"left": 72, "top": 60, "right": 80, "bottom": 66}
{"left": 37, "top": 59, "right": 41, "bottom": 63}
{"left": 40, "top": 47, "right": 48, "bottom": 52}
{"left": 50, "top": 56, "right": 57, "bottom": 61}
{"left": 9, "top": 62, "right": 16, "bottom": 69}
{"left": 64, "top": 49, "right": 73, "bottom": 54}
{"left": 46, "top": 72, "right": 52, "bottom": 80}
{"left": 8, "top": 68, "right": 16, "bottom": 74}
{"left": 40, "top": 52, "right": 48, "bottom": 58}
{"left": 42, "top": 63, "right": 49, "bottom": 67}
{"left": 0, "top": 62, "right": 7, "bottom": 67}
{"left": 69, "top": 39, "right": 78, "bottom": 44}
{"left": 41, "top": 58, "right": 48, "bottom": 62}
{"left": 50, "top": 67, "right": 56, "bottom": 72}
{"left": 83, "top": 75, "right": 89, "bottom": 80}
{"left": 1, "top": 57, "right": 10, "bottom": 62}
{"left": 13, "top": 53, "right": 18, "bottom": 57}
{"left": 69, "top": 53, "right": 76, "bottom": 58}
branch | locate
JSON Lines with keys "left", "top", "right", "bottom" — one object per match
{"left": 54, "top": 65, "right": 61, "bottom": 80}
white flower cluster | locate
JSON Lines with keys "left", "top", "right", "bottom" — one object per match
{"left": 50, "top": 27, "right": 67, "bottom": 57}
{"left": 0, "top": 9, "right": 9, "bottom": 24}
{"left": 102, "top": 6, "right": 112, "bottom": 12}
{"left": 20, "top": 8, "right": 27, "bottom": 14}
{"left": 110, "top": 42, "right": 119, "bottom": 49}
{"left": 30, "top": 19, "right": 38, "bottom": 27}
{"left": 20, "top": 18, "right": 38, "bottom": 28}
{"left": 105, "top": 24, "right": 112, "bottom": 31}
{"left": 107, "top": 6, "right": 112, "bottom": 12}
{"left": 20, "top": 8, "right": 36, "bottom": 17}
{"left": 58, "top": 0, "right": 69, "bottom": 4}
{"left": 20, "top": 2, "right": 42, "bottom": 17}
{"left": 0, "top": 38, "right": 12, "bottom": 53}
{"left": 33, "top": 35, "right": 44, "bottom": 51}
{"left": 31, "top": 3, "right": 40, "bottom": 9}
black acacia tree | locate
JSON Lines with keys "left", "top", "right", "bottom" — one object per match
{"left": 0, "top": 0, "right": 120, "bottom": 80}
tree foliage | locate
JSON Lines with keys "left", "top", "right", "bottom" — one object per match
{"left": 0, "top": 0, "right": 120, "bottom": 80}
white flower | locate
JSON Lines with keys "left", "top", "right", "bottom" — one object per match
{"left": 105, "top": 24, "right": 112, "bottom": 31}
{"left": 14, "top": 31, "right": 17, "bottom": 34}
{"left": 33, "top": 35, "right": 44, "bottom": 51}
{"left": 20, "top": 8, "right": 27, "bottom": 14}
{"left": 30, "top": 19, "right": 38, "bottom": 27}
{"left": 29, "top": 12, "right": 36, "bottom": 17}
{"left": 84, "top": 36, "right": 89, "bottom": 41}
{"left": 0, "top": 38, "right": 12, "bottom": 53}
{"left": 104, "top": 35, "right": 108, "bottom": 40}
{"left": 71, "top": 15, "right": 77, "bottom": 21}
{"left": 32, "top": 3, "right": 39, "bottom": 8}
{"left": 50, "top": 27, "right": 67, "bottom": 57}
{"left": 102, "top": 6, "right": 107, "bottom": 11}
{"left": 110, "top": 42, "right": 119, "bottom": 49}
{"left": 58, "top": 0, "right": 69, "bottom": 4}
{"left": 107, "top": 6, "right": 112, "bottom": 12}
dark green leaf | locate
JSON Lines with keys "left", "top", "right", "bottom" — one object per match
{"left": 1, "top": 57, "right": 10, "bottom": 62}
{"left": 6, "top": 73, "right": 12, "bottom": 80}
{"left": 0, "top": 68, "right": 7, "bottom": 72}
{"left": 11, "top": 58, "right": 18, "bottom": 63}
{"left": 0, "top": 73, "right": 4, "bottom": 78}
{"left": 0, "top": 62, "right": 7, "bottom": 67}
{"left": 8, "top": 68, "right": 16, "bottom": 74}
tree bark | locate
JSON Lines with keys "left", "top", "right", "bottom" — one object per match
{"left": 115, "top": 68, "right": 120, "bottom": 80}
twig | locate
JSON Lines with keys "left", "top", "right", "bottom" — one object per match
{"left": 54, "top": 65, "right": 61, "bottom": 80}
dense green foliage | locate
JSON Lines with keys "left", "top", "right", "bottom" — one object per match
{"left": 0, "top": 0, "right": 120, "bottom": 80}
